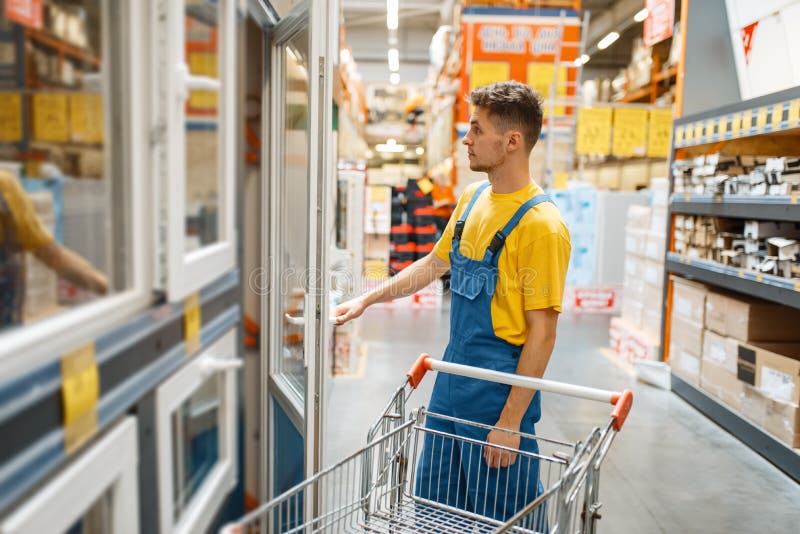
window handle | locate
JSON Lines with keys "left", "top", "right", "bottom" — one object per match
{"left": 199, "top": 356, "right": 242, "bottom": 375}
{"left": 176, "top": 63, "right": 221, "bottom": 101}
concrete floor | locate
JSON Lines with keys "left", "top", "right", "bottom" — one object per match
{"left": 325, "top": 304, "right": 800, "bottom": 533}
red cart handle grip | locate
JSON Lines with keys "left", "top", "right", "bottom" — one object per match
{"left": 609, "top": 389, "right": 634, "bottom": 431}
{"left": 407, "top": 353, "right": 433, "bottom": 388}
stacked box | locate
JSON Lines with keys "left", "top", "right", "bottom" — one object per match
{"left": 669, "top": 276, "right": 708, "bottom": 386}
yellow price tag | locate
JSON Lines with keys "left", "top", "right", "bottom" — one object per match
{"left": 738, "top": 269, "right": 744, "bottom": 278}
{"left": 684, "top": 194, "right": 692, "bottom": 202}
{"left": 789, "top": 99, "right": 800, "bottom": 127}
{"left": 575, "top": 107, "right": 612, "bottom": 155}
{"left": 771, "top": 104, "right": 784, "bottom": 129}
{"left": 647, "top": 108, "right": 673, "bottom": 157}
{"left": 791, "top": 191, "right": 798, "bottom": 205}
{"left": 706, "top": 119, "right": 716, "bottom": 139}
{"left": 61, "top": 342, "right": 99, "bottom": 453}
{"left": 184, "top": 292, "right": 202, "bottom": 355}
{"left": 795, "top": 280, "right": 800, "bottom": 292}
{"left": 730, "top": 113, "right": 741, "bottom": 137}
{"left": 417, "top": 177, "right": 434, "bottom": 195}
{"left": 741, "top": 109, "right": 752, "bottom": 133}
{"left": 756, "top": 272, "right": 763, "bottom": 283}
{"left": 694, "top": 122, "right": 704, "bottom": 140}
{"left": 675, "top": 125, "right": 685, "bottom": 144}
{"left": 612, "top": 108, "right": 648, "bottom": 156}
{"left": 0, "top": 92, "right": 23, "bottom": 142}
{"left": 756, "top": 107, "right": 768, "bottom": 132}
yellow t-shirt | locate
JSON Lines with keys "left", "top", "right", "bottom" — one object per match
{"left": 0, "top": 170, "right": 53, "bottom": 251}
{"left": 434, "top": 180, "right": 571, "bottom": 346}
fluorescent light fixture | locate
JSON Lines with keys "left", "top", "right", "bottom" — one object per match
{"left": 415, "top": 147, "right": 425, "bottom": 155}
{"left": 387, "top": 138, "right": 396, "bottom": 145}
{"left": 574, "top": 54, "right": 590, "bottom": 66}
{"left": 376, "top": 142, "right": 405, "bottom": 153}
{"left": 387, "top": 0, "right": 398, "bottom": 30}
{"left": 388, "top": 48, "right": 399, "bottom": 72}
{"left": 597, "top": 31, "right": 619, "bottom": 50}
{"left": 634, "top": 8, "right": 649, "bottom": 22}
{"left": 390, "top": 72, "right": 400, "bottom": 84}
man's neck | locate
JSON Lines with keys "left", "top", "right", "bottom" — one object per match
{"left": 487, "top": 160, "right": 533, "bottom": 194}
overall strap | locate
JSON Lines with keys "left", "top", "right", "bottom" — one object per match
{"left": 483, "top": 193, "right": 553, "bottom": 263}
{"left": 452, "top": 181, "right": 491, "bottom": 244}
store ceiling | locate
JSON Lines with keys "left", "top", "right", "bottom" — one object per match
{"left": 341, "top": 0, "right": 660, "bottom": 83}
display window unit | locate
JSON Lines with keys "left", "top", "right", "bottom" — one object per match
{"left": 0, "top": 417, "right": 139, "bottom": 534}
{"left": 156, "top": 328, "right": 239, "bottom": 534}
{"left": 160, "top": 0, "right": 238, "bottom": 301}
{"left": 0, "top": 1, "right": 149, "bottom": 380}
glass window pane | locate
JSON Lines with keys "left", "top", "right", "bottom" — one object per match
{"left": 275, "top": 28, "right": 310, "bottom": 400}
{"left": 184, "top": 2, "right": 221, "bottom": 252}
{"left": 0, "top": 2, "right": 128, "bottom": 335}
{"left": 64, "top": 488, "right": 113, "bottom": 534}
{"left": 171, "top": 376, "right": 220, "bottom": 520}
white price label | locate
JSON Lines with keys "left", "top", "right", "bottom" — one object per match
{"left": 761, "top": 366, "right": 795, "bottom": 403}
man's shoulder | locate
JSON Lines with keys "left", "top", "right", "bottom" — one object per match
{"left": 518, "top": 202, "right": 569, "bottom": 242}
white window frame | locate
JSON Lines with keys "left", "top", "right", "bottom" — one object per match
{"left": 0, "top": 0, "right": 151, "bottom": 382}
{"left": 0, "top": 417, "right": 139, "bottom": 534}
{"left": 156, "top": 328, "right": 238, "bottom": 534}
{"left": 162, "top": 0, "right": 237, "bottom": 301}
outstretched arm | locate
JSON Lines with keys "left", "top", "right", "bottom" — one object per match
{"left": 334, "top": 252, "right": 449, "bottom": 325}
{"left": 35, "top": 242, "right": 108, "bottom": 295}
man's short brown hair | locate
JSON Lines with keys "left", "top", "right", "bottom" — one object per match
{"left": 468, "top": 81, "right": 544, "bottom": 153}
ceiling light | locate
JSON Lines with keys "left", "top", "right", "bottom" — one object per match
{"left": 340, "top": 48, "right": 351, "bottom": 63}
{"left": 387, "top": 0, "right": 398, "bottom": 30}
{"left": 388, "top": 48, "right": 399, "bottom": 72}
{"left": 416, "top": 147, "right": 425, "bottom": 155}
{"left": 390, "top": 72, "right": 400, "bottom": 84}
{"left": 387, "top": 138, "right": 396, "bottom": 145}
{"left": 597, "top": 31, "right": 620, "bottom": 50}
{"left": 376, "top": 142, "right": 405, "bottom": 153}
{"left": 365, "top": 149, "right": 374, "bottom": 158}
{"left": 574, "top": 54, "right": 590, "bottom": 66}
{"left": 634, "top": 8, "right": 649, "bottom": 22}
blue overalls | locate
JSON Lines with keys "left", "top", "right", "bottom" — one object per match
{"left": 414, "top": 181, "right": 552, "bottom": 523}
{"left": 0, "top": 191, "right": 24, "bottom": 328}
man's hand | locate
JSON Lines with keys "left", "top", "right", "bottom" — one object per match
{"left": 334, "top": 296, "right": 368, "bottom": 326}
{"left": 484, "top": 426, "right": 521, "bottom": 468}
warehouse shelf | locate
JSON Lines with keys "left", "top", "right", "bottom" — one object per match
{"left": 665, "top": 252, "right": 800, "bottom": 309}
{"left": 673, "top": 86, "right": 800, "bottom": 150}
{"left": 24, "top": 28, "right": 101, "bottom": 67}
{"left": 669, "top": 194, "right": 800, "bottom": 221}
{"left": 671, "top": 373, "right": 800, "bottom": 484}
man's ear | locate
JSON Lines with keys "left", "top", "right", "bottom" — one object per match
{"left": 506, "top": 130, "right": 523, "bottom": 153}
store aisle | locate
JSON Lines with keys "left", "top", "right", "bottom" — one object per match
{"left": 326, "top": 305, "right": 799, "bottom": 532}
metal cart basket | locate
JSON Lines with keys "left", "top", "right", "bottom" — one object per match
{"left": 224, "top": 353, "right": 633, "bottom": 533}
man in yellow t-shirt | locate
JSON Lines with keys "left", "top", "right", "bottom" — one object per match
{"left": 0, "top": 170, "right": 107, "bottom": 328}
{"left": 335, "top": 81, "right": 570, "bottom": 522}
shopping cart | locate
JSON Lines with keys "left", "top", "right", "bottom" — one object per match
{"left": 223, "top": 353, "right": 633, "bottom": 533}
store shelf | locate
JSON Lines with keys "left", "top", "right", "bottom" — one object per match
{"left": 666, "top": 252, "right": 800, "bottom": 309}
{"left": 652, "top": 66, "right": 678, "bottom": 83}
{"left": 670, "top": 194, "right": 800, "bottom": 221}
{"left": 671, "top": 373, "right": 800, "bottom": 483}
{"left": 673, "top": 86, "right": 800, "bottom": 149}
{"left": 24, "top": 28, "right": 101, "bottom": 67}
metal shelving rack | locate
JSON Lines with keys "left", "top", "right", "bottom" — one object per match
{"left": 662, "top": 85, "right": 800, "bottom": 483}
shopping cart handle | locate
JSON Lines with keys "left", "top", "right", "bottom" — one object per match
{"left": 406, "top": 353, "right": 433, "bottom": 388}
{"left": 407, "top": 354, "right": 634, "bottom": 431}
{"left": 610, "top": 389, "right": 633, "bottom": 431}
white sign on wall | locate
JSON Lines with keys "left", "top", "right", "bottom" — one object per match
{"left": 725, "top": 0, "right": 800, "bottom": 100}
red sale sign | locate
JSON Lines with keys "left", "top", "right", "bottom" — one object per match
{"left": 740, "top": 21, "right": 758, "bottom": 65}
{"left": 643, "top": 0, "right": 674, "bottom": 47}
{"left": 5, "top": 0, "right": 43, "bottom": 30}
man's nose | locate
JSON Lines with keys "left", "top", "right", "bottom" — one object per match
{"left": 462, "top": 135, "right": 471, "bottom": 145}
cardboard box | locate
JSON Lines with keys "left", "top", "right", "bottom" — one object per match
{"left": 642, "top": 260, "right": 664, "bottom": 287}
{"left": 645, "top": 232, "right": 666, "bottom": 261}
{"left": 622, "top": 298, "right": 644, "bottom": 328}
{"left": 743, "top": 220, "right": 800, "bottom": 240}
{"left": 704, "top": 291, "right": 727, "bottom": 336}
{"left": 721, "top": 295, "right": 800, "bottom": 342}
{"left": 642, "top": 307, "right": 662, "bottom": 339}
{"left": 627, "top": 205, "right": 652, "bottom": 229}
{"left": 741, "top": 385, "right": 767, "bottom": 427}
{"left": 702, "top": 330, "right": 739, "bottom": 374}
{"left": 625, "top": 228, "right": 647, "bottom": 257}
{"left": 670, "top": 343, "right": 701, "bottom": 386}
{"left": 625, "top": 254, "right": 644, "bottom": 279}
{"left": 624, "top": 275, "right": 645, "bottom": 303}
{"left": 738, "top": 341, "right": 800, "bottom": 404}
{"left": 671, "top": 314, "right": 704, "bottom": 356}
{"left": 701, "top": 358, "right": 745, "bottom": 411}
{"left": 670, "top": 275, "right": 707, "bottom": 325}
{"left": 765, "top": 399, "right": 800, "bottom": 448}
{"left": 650, "top": 207, "right": 668, "bottom": 234}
